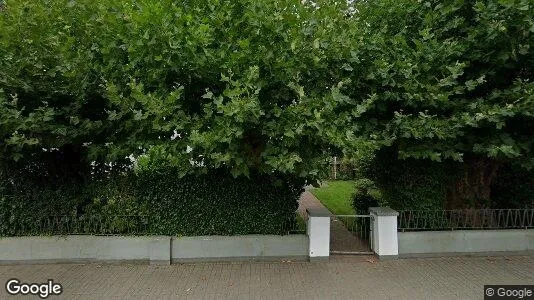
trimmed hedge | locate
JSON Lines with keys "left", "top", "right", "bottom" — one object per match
{"left": 0, "top": 168, "right": 304, "bottom": 236}
{"left": 135, "top": 169, "right": 303, "bottom": 236}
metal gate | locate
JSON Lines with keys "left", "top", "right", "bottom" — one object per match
{"left": 330, "top": 214, "right": 373, "bottom": 255}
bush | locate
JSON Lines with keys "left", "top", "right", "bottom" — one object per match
{"left": 351, "top": 152, "right": 534, "bottom": 212}
{"left": 351, "top": 178, "right": 381, "bottom": 214}
{"left": 0, "top": 167, "right": 304, "bottom": 236}
{"left": 0, "top": 164, "right": 120, "bottom": 236}
{"left": 135, "top": 168, "right": 304, "bottom": 236}
{"left": 352, "top": 192, "right": 378, "bottom": 215}
{"left": 491, "top": 165, "right": 534, "bottom": 209}
{"left": 362, "top": 148, "right": 462, "bottom": 211}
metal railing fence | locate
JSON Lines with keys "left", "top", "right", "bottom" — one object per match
{"left": 398, "top": 209, "right": 534, "bottom": 232}
{"left": 330, "top": 215, "right": 373, "bottom": 254}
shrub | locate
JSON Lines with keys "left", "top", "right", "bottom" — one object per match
{"left": 136, "top": 168, "right": 303, "bottom": 236}
{"left": 351, "top": 178, "right": 381, "bottom": 214}
{"left": 0, "top": 162, "right": 123, "bottom": 235}
{"left": 352, "top": 153, "right": 534, "bottom": 212}
{"left": 491, "top": 165, "right": 534, "bottom": 209}
{"left": 0, "top": 167, "right": 304, "bottom": 236}
{"left": 362, "top": 148, "right": 462, "bottom": 211}
{"left": 352, "top": 192, "right": 378, "bottom": 215}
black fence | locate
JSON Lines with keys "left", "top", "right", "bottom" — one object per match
{"left": 398, "top": 209, "right": 534, "bottom": 232}
{"left": 330, "top": 215, "right": 373, "bottom": 254}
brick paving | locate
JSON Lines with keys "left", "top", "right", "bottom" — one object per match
{"left": 297, "top": 191, "right": 328, "bottom": 220}
{"left": 1, "top": 255, "right": 533, "bottom": 299}
{"left": 298, "top": 191, "right": 370, "bottom": 253}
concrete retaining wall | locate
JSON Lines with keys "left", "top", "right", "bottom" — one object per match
{"left": 172, "top": 235, "right": 308, "bottom": 262}
{"left": 0, "top": 234, "right": 308, "bottom": 264}
{"left": 398, "top": 229, "right": 534, "bottom": 257}
{"left": 0, "top": 236, "right": 170, "bottom": 264}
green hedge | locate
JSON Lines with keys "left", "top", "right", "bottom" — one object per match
{"left": 491, "top": 165, "right": 534, "bottom": 209}
{"left": 0, "top": 168, "right": 304, "bottom": 236}
{"left": 135, "top": 169, "right": 303, "bottom": 236}
{"left": 354, "top": 147, "right": 462, "bottom": 212}
{"left": 352, "top": 148, "right": 534, "bottom": 212}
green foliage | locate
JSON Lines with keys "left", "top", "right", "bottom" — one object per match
{"left": 0, "top": 168, "right": 303, "bottom": 236}
{"left": 334, "top": 0, "right": 533, "bottom": 209}
{"left": 0, "top": 166, "right": 93, "bottom": 235}
{"left": 491, "top": 164, "right": 534, "bottom": 209}
{"left": 351, "top": 178, "right": 382, "bottom": 215}
{"left": 135, "top": 168, "right": 304, "bottom": 235}
{"left": 361, "top": 148, "right": 463, "bottom": 211}
{"left": 331, "top": 0, "right": 534, "bottom": 172}
{"left": 352, "top": 153, "right": 534, "bottom": 212}
{"left": 295, "top": 213, "right": 307, "bottom": 232}
{"left": 352, "top": 193, "right": 379, "bottom": 215}
{"left": 0, "top": 0, "right": 354, "bottom": 180}
{"left": 1, "top": 0, "right": 532, "bottom": 214}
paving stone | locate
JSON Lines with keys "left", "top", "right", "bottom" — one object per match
{"left": 1, "top": 255, "right": 532, "bottom": 299}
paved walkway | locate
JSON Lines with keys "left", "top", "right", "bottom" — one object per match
{"left": 297, "top": 191, "right": 327, "bottom": 219}
{"left": 1, "top": 255, "right": 533, "bottom": 299}
{"left": 298, "top": 191, "right": 370, "bottom": 253}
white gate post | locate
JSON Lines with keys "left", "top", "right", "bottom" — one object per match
{"left": 369, "top": 207, "right": 399, "bottom": 259}
{"left": 306, "top": 207, "right": 330, "bottom": 261}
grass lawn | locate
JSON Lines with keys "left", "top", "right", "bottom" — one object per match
{"left": 310, "top": 180, "right": 356, "bottom": 215}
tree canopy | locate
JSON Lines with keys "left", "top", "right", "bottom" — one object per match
{"left": 1, "top": 0, "right": 532, "bottom": 189}
{"left": 336, "top": 0, "right": 533, "bottom": 167}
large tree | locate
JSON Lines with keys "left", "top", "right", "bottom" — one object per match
{"left": 0, "top": 0, "right": 352, "bottom": 180}
{"left": 330, "top": 0, "right": 534, "bottom": 207}
{"left": 1, "top": 0, "right": 532, "bottom": 208}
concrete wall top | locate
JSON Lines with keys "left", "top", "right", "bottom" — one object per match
{"left": 306, "top": 207, "right": 331, "bottom": 217}
{"left": 369, "top": 207, "right": 399, "bottom": 216}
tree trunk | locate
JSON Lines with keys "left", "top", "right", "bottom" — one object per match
{"left": 446, "top": 156, "right": 500, "bottom": 209}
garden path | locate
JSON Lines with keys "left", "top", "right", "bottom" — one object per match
{"left": 298, "top": 191, "right": 371, "bottom": 253}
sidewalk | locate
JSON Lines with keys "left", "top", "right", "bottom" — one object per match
{"left": 1, "top": 255, "right": 532, "bottom": 299}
